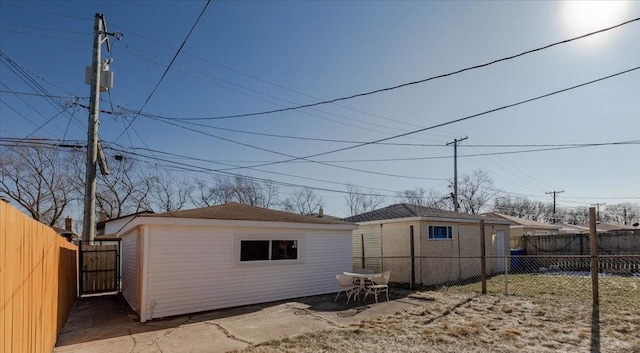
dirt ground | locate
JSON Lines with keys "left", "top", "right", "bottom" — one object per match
{"left": 237, "top": 286, "right": 640, "bottom": 353}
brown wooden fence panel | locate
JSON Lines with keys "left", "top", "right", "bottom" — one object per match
{"left": 0, "top": 202, "right": 78, "bottom": 353}
{"left": 80, "top": 244, "right": 117, "bottom": 294}
{"left": 523, "top": 232, "right": 640, "bottom": 255}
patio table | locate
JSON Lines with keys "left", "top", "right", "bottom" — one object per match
{"left": 343, "top": 272, "right": 375, "bottom": 300}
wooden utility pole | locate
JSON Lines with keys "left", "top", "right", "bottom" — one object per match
{"left": 545, "top": 190, "right": 564, "bottom": 223}
{"left": 82, "top": 14, "right": 103, "bottom": 242}
{"left": 82, "top": 14, "right": 118, "bottom": 242}
{"left": 591, "top": 203, "right": 606, "bottom": 222}
{"left": 447, "top": 136, "right": 468, "bottom": 212}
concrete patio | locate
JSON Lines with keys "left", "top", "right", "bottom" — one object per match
{"left": 54, "top": 291, "right": 423, "bottom": 353}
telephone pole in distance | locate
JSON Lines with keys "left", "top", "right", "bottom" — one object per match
{"left": 545, "top": 190, "right": 564, "bottom": 224}
{"left": 447, "top": 136, "right": 468, "bottom": 212}
{"left": 591, "top": 203, "right": 606, "bottom": 222}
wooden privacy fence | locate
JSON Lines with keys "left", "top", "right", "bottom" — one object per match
{"left": 0, "top": 201, "right": 78, "bottom": 353}
{"left": 522, "top": 232, "right": 640, "bottom": 256}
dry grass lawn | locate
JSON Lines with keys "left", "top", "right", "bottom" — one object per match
{"left": 237, "top": 275, "right": 640, "bottom": 353}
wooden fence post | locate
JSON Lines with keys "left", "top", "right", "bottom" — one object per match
{"left": 480, "top": 220, "right": 486, "bottom": 294}
{"left": 589, "top": 207, "right": 599, "bottom": 307}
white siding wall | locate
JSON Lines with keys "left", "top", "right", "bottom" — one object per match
{"left": 121, "top": 231, "right": 139, "bottom": 312}
{"left": 143, "top": 225, "right": 352, "bottom": 320}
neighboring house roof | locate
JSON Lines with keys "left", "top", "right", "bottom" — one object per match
{"left": 577, "top": 222, "right": 638, "bottom": 232}
{"left": 559, "top": 223, "right": 592, "bottom": 234}
{"left": 97, "top": 210, "right": 155, "bottom": 227}
{"left": 484, "top": 212, "right": 561, "bottom": 230}
{"left": 343, "top": 203, "right": 509, "bottom": 224}
{"left": 50, "top": 226, "right": 78, "bottom": 241}
{"left": 146, "top": 202, "right": 352, "bottom": 225}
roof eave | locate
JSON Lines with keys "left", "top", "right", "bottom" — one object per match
{"left": 353, "top": 216, "right": 511, "bottom": 226}
{"left": 118, "top": 216, "right": 357, "bottom": 235}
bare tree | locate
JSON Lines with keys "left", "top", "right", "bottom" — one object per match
{"left": 283, "top": 187, "right": 324, "bottom": 214}
{"left": 456, "top": 169, "right": 494, "bottom": 215}
{"left": 192, "top": 176, "right": 279, "bottom": 208}
{"left": 71, "top": 153, "right": 155, "bottom": 219}
{"left": 396, "top": 187, "right": 428, "bottom": 206}
{"left": 151, "top": 171, "right": 194, "bottom": 212}
{"left": 344, "top": 183, "right": 385, "bottom": 216}
{"left": 604, "top": 203, "right": 640, "bottom": 226}
{"left": 396, "top": 187, "right": 448, "bottom": 209}
{"left": 261, "top": 179, "right": 279, "bottom": 208}
{"left": 493, "top": 195, "right": 544, "bottom": 220}
{"left": 0, "top": 145, "right": 78, "bottom": 226}
{"left": 191, "top": 178, "right": 216, "bottom": 207}
{"left": 562, "top": 207, "right": 589, "bottom": 225}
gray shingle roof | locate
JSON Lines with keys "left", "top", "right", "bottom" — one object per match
{"left": 147, "top": 202, "right": 352, "bottom": 225}
{"left": 484, "top": 212, "right": 560, "bottom": 229}
{"left": 343, "top": 203, "right": 507, "bottom": 223}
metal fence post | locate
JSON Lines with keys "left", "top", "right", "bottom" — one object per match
{"left": 504, "top": 255, "right": 508, "bottom": 295}
{"left": 589, "top": 207, "right": 599, "bottom": 307}
{"left": 480, "top": 220, "right": 486, "bottom": 294}
{"left": 78, "top": 240, "right": 84, "bottom": 296}
{"left": 410, "top": 225, "right": 415, "bottom": 290}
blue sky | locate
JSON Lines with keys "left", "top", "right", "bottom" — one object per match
{"left": 1, "top": 1, "right": 639, "bottom": 217}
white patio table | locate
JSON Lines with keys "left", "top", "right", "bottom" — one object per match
{"left": 343, "top": 271, "right": 375, "bottom": 300}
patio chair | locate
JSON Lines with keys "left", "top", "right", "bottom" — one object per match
{"left": 335, "top": 274, "right": 359, "bottom": 303}
{"left": 364, "top": 271, "right": 391, "bottom": 303}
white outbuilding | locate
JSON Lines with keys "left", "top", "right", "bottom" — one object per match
{"left": 117, "top": 202, "right": 356, "bottom": 322}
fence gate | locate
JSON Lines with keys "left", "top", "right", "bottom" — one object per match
{"left": 79, "top": 239, "right": 120, "bottom": 295}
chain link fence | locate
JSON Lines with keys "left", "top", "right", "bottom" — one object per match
{"left": 353, "top": 254, "right": 640, "bottom": 309}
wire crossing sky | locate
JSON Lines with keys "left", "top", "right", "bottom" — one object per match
{"left": 1, "top": 1, "right": 639, "bottom": 216}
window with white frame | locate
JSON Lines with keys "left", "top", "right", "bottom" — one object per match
{"left": 239, "top": 239, "right": 299, "bottom": 262}
{"left": 428, "top": 225, "right": 453, "bottom": 239}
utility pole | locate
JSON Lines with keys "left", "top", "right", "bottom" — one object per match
{"left": 447, "top": 136, "right": 468, "bottom": 212}
{"left": 82, "top": 13, "right": 119, "bottom": 242}
{"left": 545, "top": 190, "right": 564, "bottom": 224}
{"left": 591, "top": 203, "right": 606, "bottom": 222}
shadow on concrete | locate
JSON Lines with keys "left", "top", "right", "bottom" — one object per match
{"left": 300, "top": 287, "right": 414, "bottom": 317}
{"left": 591, "top": 305, "right": 600, "bottom": 353}
{"left": 56, "top": 287, "right": 415, "bottom": 347}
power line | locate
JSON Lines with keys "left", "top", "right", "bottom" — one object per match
{"left": 114, "top": 0, "right": 211, "bottom": 143}
{"left": 61, "top": 104, "right": 640, "bottom": 151}
{"left": 1, "top": 22, "right": 90, "bottom": 35}
{"left": 110, "top": 45, "right": 438, "bottom": 139}
{"left": 0, "top": 52, "right": 86, "bottom": 135}
{"left": 3, "top": 3, "right": 92, "bottom": 21}
{"left": 4, "top": 137, "right": 636, "bottom": 168}
{"left": 102, "top": 144, "right": 405, "bottom": 196}
{"left": 138, "top": 114, "right": 639, "bottom": 149}
{"left": 137, "top": 115, "right": 448, "bottom": 181}
{"left": 108, "top": 21, "right": 435, "bottom": 132}
{"left": 0, "top": 103, "right": 71, "bottom": 157}
{"left": 151, "top": 17, "right": 640, "bottom": 121}
{"left": 218, "top": 66, "right": 640, "bottom": 172}
{"left": 305, "top": 141, "right": 639, "bottom": 163}
{"left": 0, "top": 90, "right": 87, "bottom": 99}
{"left": 112, "top": 66, "right": 639, "bottom": 179}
